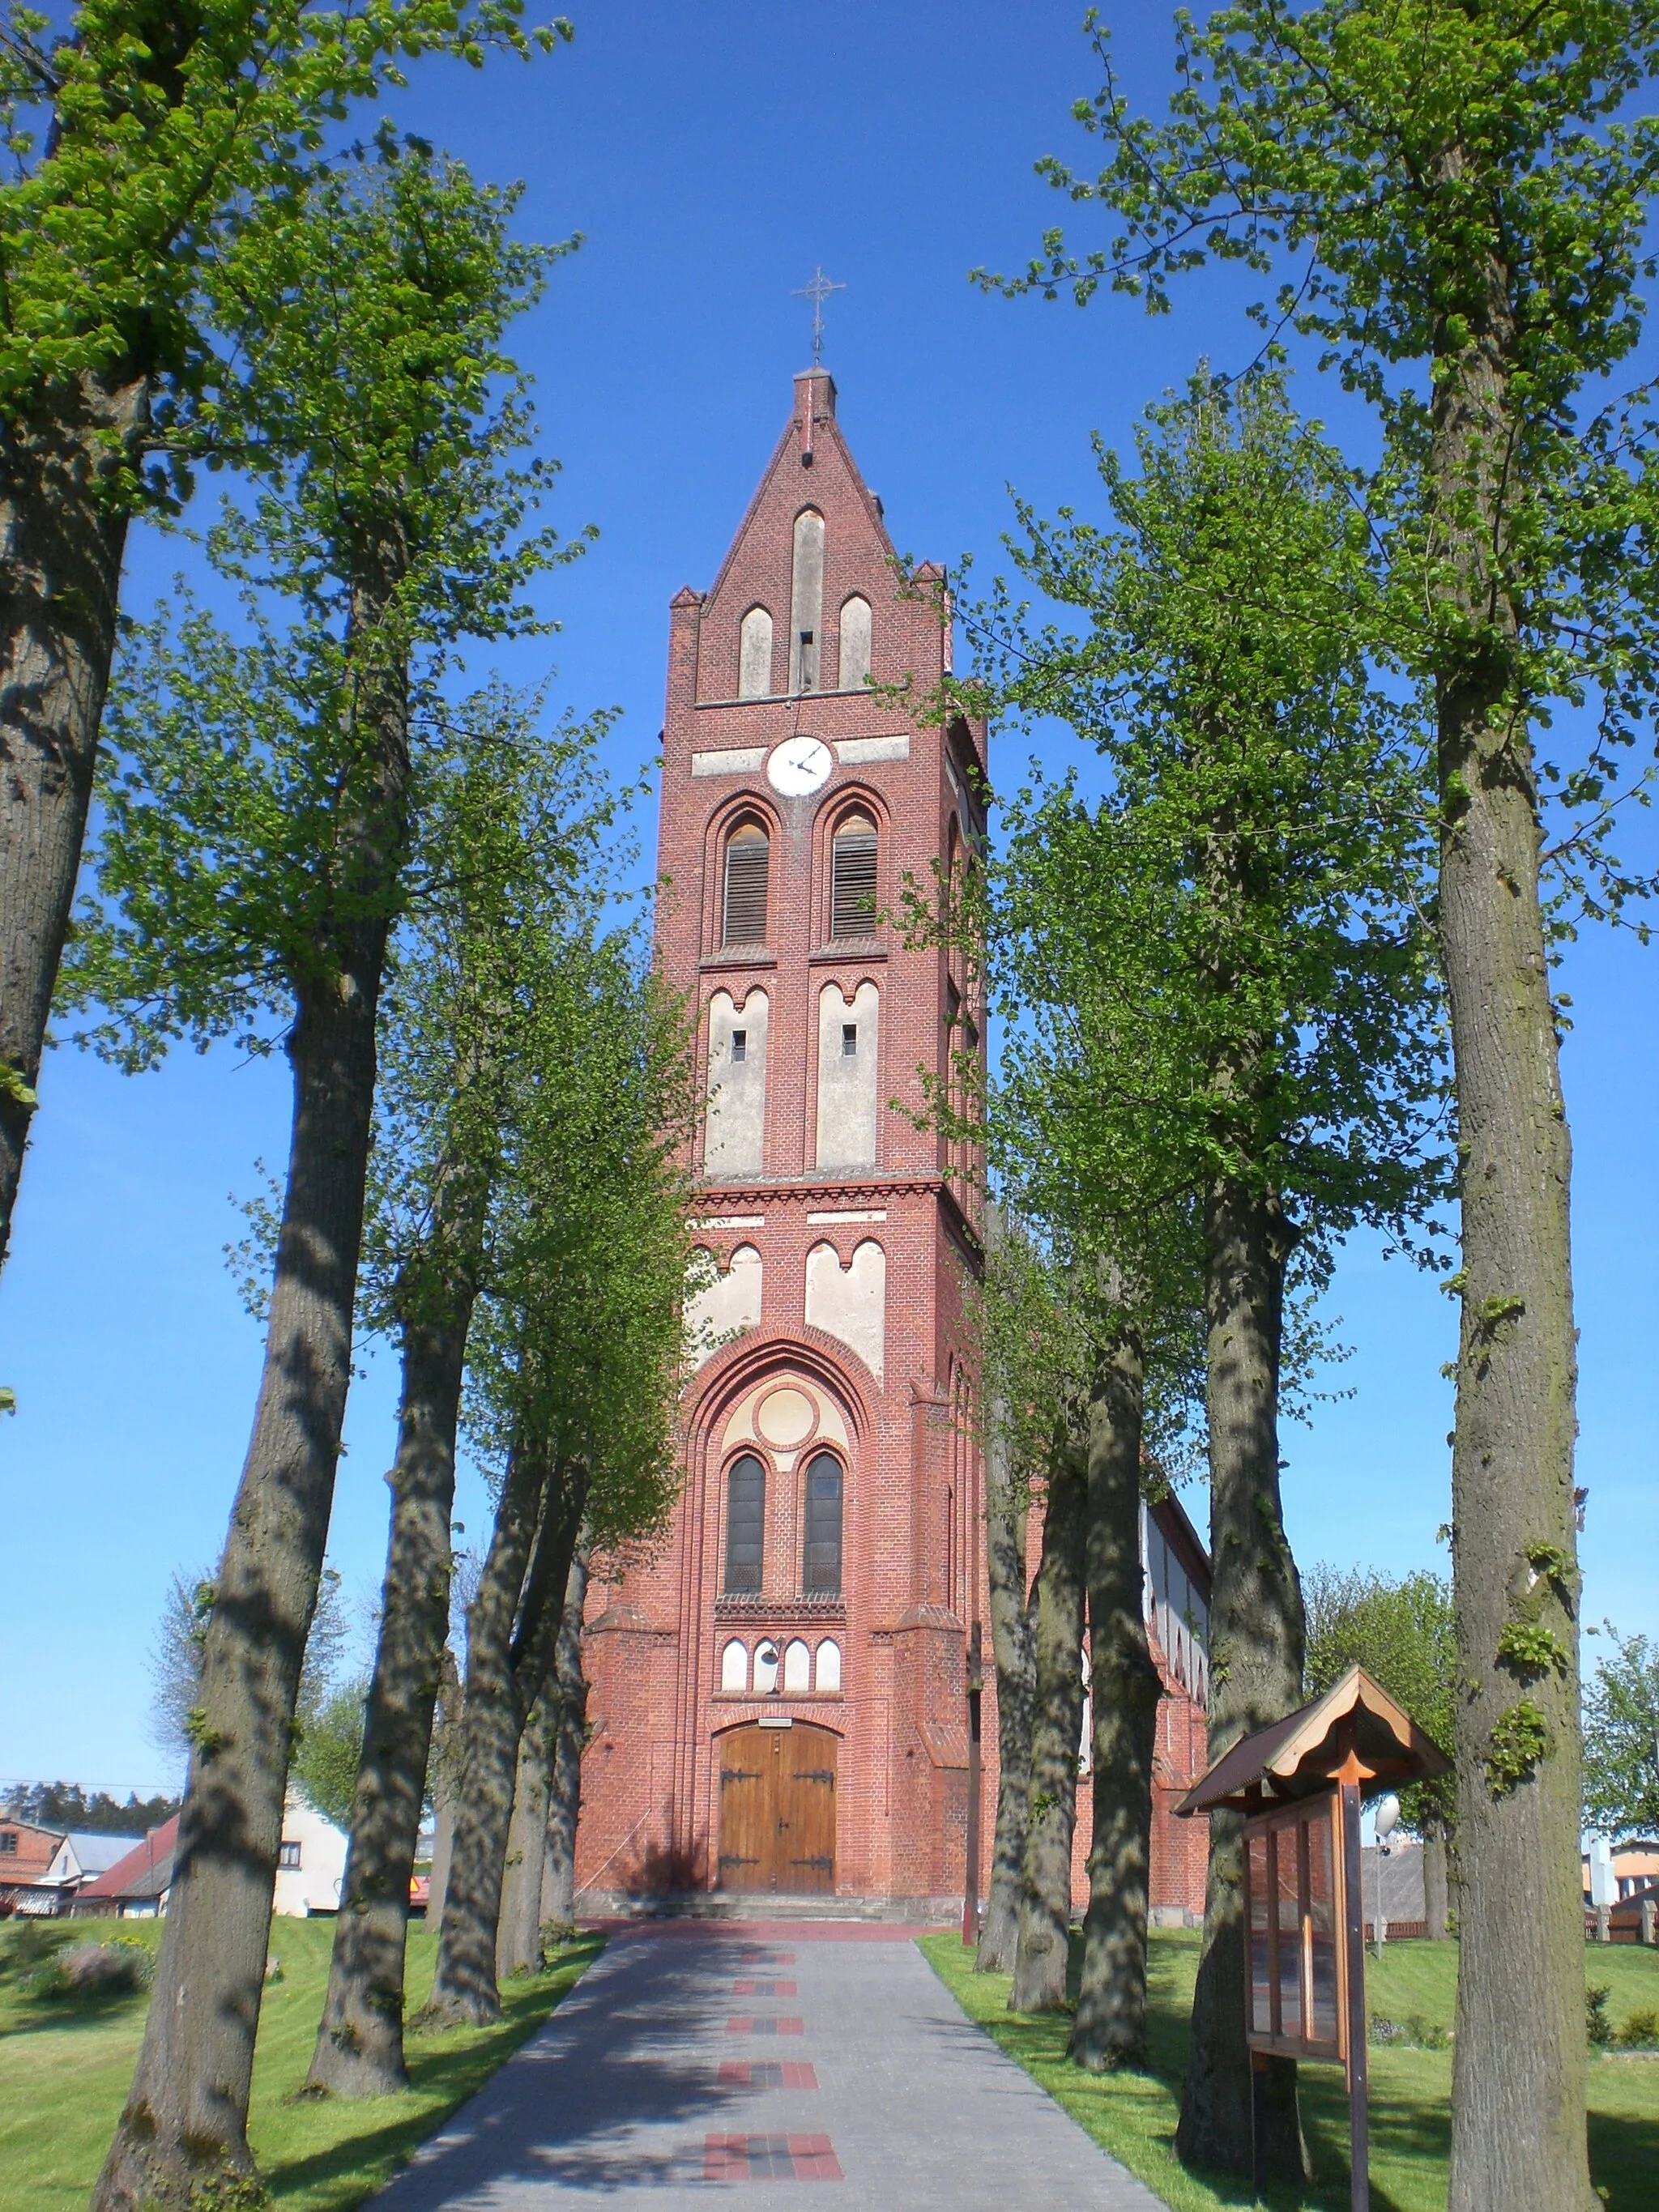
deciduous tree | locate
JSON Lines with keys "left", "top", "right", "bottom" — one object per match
{"left": 931, "top": 373, "right": 1444, "bottom": 2167}
{"left": 307, "top": 687, "right": 631, "bottom": 2097}
{"left": 70, "top": 151, "right": 569, "bottom": 2209}
{"left": 1583, "top": 1625, "right": 1659, "bottom": 1843}
{"left": 0, "top": 0, "right": 562, "bottom": 1276}
{"left": 992, "top": 15, "right": 1659, "bottom": 2197}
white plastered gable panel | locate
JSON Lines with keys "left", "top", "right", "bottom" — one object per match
{"left": 686, "top": 1244, "right": 763, "bottom": 1369}
{"left": 706, "top": 987, "right": 768, "bottom": 1175}
{"left": 815, "top": 979, "right": 878, "bottom": 1169}
{"left": 804, "top": 1238, "right": 885, "bottom": 1382}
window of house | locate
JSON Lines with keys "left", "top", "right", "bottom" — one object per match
{"left": 723, "top": 826, "right": 770, "bottom": 946}
{"left": 279, "top": 1841, "right": 301, "bottom": 1869}
{"left": 802, "top": 1452, "right": 843, "bottom": 1595}
{"left": 0, "top": 1831, "right": 16, "bottom": 1856}
{"left": 731, "top": 1028, "right": 746, "bottom": 1063}
{"left": 841, "top": 1023, "right": 857, "bottom": 1056}
{"left": 724, "top": 1454, "right": 766, "bottom": 1593}
{"left": 838, "top": 595, "right": 872, "bottom": 689}
{"left": 739, "top": 606, "right": 774, "bottom": 699}
{"left": 830, "top": 814, "right": 878, "bottom": 939}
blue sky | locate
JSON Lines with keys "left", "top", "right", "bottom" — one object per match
{"left": 1, "top": 1, "right": 1654, "bottom": 1795}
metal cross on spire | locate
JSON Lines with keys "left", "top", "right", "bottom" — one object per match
{"left": 793, "top": 266, "right": 845, "bottom": 367}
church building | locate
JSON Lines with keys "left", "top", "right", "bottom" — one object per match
{"left": 574, "top": 368, "right": 1211, "bottom": 1916}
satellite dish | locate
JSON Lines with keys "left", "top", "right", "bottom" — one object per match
{"left": 1375, "top": 1794, "right": 1401, "bottom": 1840}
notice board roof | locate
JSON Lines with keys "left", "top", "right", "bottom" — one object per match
{"left": 1175, "top": 1664, "right": 1450, "bottom": 1817}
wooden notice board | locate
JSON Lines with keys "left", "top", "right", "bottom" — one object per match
{"left": 1242, "top": 1789, "right": 1346, "bottom": 2065}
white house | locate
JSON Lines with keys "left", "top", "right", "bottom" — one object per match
{"left": 41, "top": 1831, "right": 144, "bottom": 1897}
{"left": 273, "top": 1798, "right": 349, "bottom": 1917}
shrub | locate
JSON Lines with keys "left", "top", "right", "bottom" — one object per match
{"left": 31, "top": 1941, "right": 152, "bottom": 2000}
{"left": 1587, "top": 1984, "right": 1614, "bottom": 2046}
{"left": 1616, "top": 2006, "right": 1659, "bottom": 2049}
{"left": 1369, "top": 2011, "right": 1449, "bottom": 2050}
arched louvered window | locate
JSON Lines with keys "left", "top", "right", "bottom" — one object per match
{"left": 802, "top": 1451, "right": 843, "bottom": 1595}
{"left": 723, "top": 825, "right": 770, "bottom": 946}
{"left": 724, "top": 1455, "right": 766, "bottom": 1594}
{"left": 830, "top": 814, "right": 877, "bottom": 939}
{"left": 739, "top": 607, "right": 773, "bottom": 699}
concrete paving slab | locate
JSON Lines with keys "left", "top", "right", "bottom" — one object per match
{"left": 369, "top": 1923, "right": 1170, "bottom": 2210}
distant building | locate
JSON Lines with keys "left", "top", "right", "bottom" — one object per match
{"left": 74, "top": 1798, "right": 349, "bottom": 1920}
{"left": 1584, "top": 1838, "right": 1659, "bottom": 1903}
{"left": 272, "top": 1800, "right": 348, "bottom": 1917}
{"left": 0, "top": 1816, "right": 66, "bottom": 1915}
{"left": 74, "top": 1818, "right": 178, "bottom": 1918}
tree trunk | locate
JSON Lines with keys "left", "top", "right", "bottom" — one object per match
{"left": 0, "top": 377, "right": 144, "bottom": 1277}
{"left": 425, "top": 1453, "right": 586, "bottom": 2026}
{"left": 1423, "top": 1824, "right": 1452, "bottom": 1941}
{"left": 308, "top": 1263, "right": 478, "bottom": 2095}
{"left": 497, "top": 1698, "right": 551, "bottom": 1979}
{"left": 539, "top": 1542, "right": 591, "bottom": 1932}
{"left": 1431, "top": 263, "right": 1594, "bottom": 2212}
{"left": 426, "top": 1647, "right": 462, "bottom": 1927}
{"left": 92, "top": 944, "right": 391, "bottom": 2206}
{"left": 1175, "top": 1177, "right": 1307, "bottom": 2184}
{"left": 1008, "top": 1431, "right": 1086, "bottom": 2014}
{"left": 1069, "top": 1317, "right": 1160, "bottom": 2072}
{"left": 977, "top": 1410, "right": 1034, "bottom": 1975}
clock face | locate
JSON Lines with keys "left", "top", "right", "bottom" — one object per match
{"left": 766, "top": 735, "right": 834, "bottom": 796}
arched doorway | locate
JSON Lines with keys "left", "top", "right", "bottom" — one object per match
{"left": 717, "top": 1721, "right": 838, "bottom": 1894}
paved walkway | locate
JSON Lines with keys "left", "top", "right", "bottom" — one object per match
{"left": 370, "top": 1923, "right": 1168, "bottom": 2209}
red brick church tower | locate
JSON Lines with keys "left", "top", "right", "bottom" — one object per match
{"left": 574, "top": 369, "right": 1211, "bottom": 1914}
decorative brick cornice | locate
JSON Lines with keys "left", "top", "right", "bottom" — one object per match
{"left": 714, "top": 1596, "right": 848, "bottom": 1625}
{"left": 692, "top": 1171, "right": 947, "bottom": 1208}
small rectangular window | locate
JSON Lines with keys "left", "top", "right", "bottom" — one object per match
{"left": 0, "top": 1832, "right": 16, "bottom": 1855}
{"left": 731, "top": 1029, "right": 747, "bottom": 1063}
{"left": 842, "top": 1024, "right": 857, "bottom": 1057}
{"left": 278, "top": 1841, "right": 301, "bottom": 1870}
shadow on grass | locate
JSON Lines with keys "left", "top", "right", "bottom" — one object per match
{"left": 921, "top": 1930, "right": 1419, "bottom": 2212}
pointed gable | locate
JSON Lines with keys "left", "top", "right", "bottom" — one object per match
{"left": 694, "top": 370, "right": 923, "bottom": 706}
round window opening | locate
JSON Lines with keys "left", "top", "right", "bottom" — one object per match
{"left": 755, "top": 1387, "right": 816, "bottom": 1449}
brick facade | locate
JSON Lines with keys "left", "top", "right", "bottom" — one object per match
{"left": 575, "top": 370, "right": 1209, "bottom": 1915}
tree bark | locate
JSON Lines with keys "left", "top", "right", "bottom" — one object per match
{"left": 426, "top": 1647, "right": 462, "bottom": 1927}
{"left": 977, "top": 1410, "right": 1034, "bottom": 1975}
{"left": 1175, "top": 1177, "right": 1307, "bottom": 2184}
{"left": 0, "top": 377, "right": 144, "bottom": 1277}
{"left": 496, "top": 1698, "right": 551, "bottom": 1979}
{"left": 1423, "top": 1824, "right": 1452, "bottom": 1941}
{"left": 307, "top": 1258, "right": 478, "bottom": 2095}
{"left": 1428, "top": 206, "right": 1594, "bottom": 2212}
{"left": 424, "top": 1452, "right": 586, "bottom": 2026}
{"left": 539, "top": 1542, "right": 590, "bottom": 1932}
{"left": 1008, "top": 1431, "right": 1086, "bottom": 2014}
{"left": 92, "top": 943, "right": 392, "bottom": 2206}
{"left": 1069, "top": 1317, "right": 1160, "bottom": 2072}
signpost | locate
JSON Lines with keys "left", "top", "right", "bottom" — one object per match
{"left": 1177, "top": 1665, "right": 1450, "bottom": 2212}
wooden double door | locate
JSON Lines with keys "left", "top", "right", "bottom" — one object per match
{"left": 717, "top": 1721, "right": 838, "bottom": 1894}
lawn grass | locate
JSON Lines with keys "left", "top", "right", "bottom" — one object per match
{"left": 920, "top": 1928, "right": 1659, "bottom": 2212}
{"left": 0, "top": 1915, "right": 601, "bottom": 2212}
